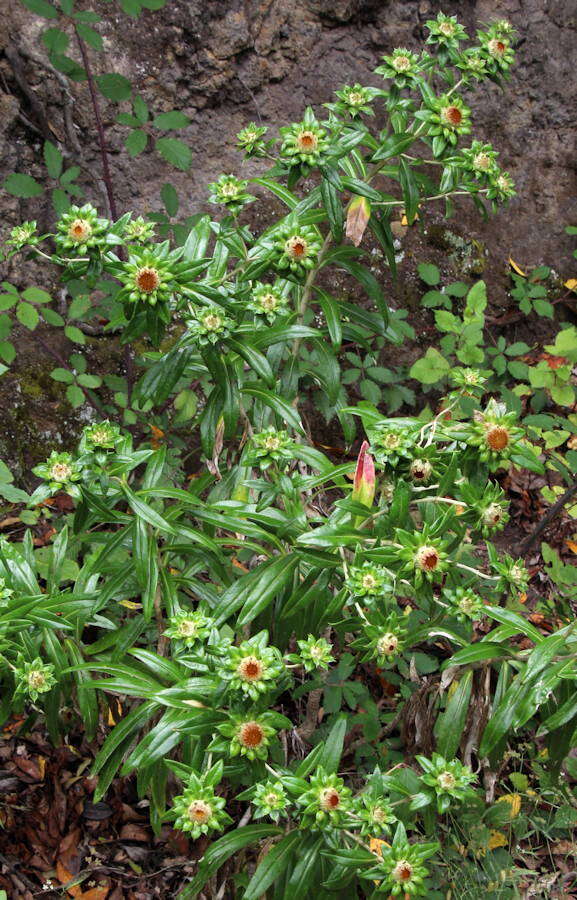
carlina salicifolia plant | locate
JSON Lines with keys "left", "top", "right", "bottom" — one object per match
{"left": 3, "top": 9, "right": 573, "bottom": 899}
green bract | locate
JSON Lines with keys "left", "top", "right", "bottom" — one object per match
{"left": 251, "top": 780, "right": 288, "bottom": 821}
{"left": 279, "top": 110, "right": 330, "bottom": 170}
{"left": 185, "top": 304, "right": 234, "bottom": 345}
{"left": 171, "top": 772, "right": 232, "bottom": 838}
{"left": 346, "top": 562, "right": 391, "bottom": 603}
{"left": 273, "top": 223, "right": 322, "bottom": 276}
{"left": 293, "top": 635, "right": 334, "bottom": 672}
{"left": 246, "top": 427, "right": 293, "bottom": 470}
{"left": 247, "top": 281, "right": 290, "bottom": 323}
{"left": 236, "top": 122, "right": 268, "bottom": 157}
{"left": 417, "top": 753, "right": 476, "bottom": 813}
{"left": 218, "top": 631, "right": 284, "bottom": 700}
{"left": 364, "top": 823, "right": 438, "bottom": 896}
{"left": 164, "top": 609, "right": 215, "bottom": 647}
{"left": 296, "top": 767, "right": 352, "bottom": 830}
{"left": 375, "top": 49, "right": 423, "bottom": 86}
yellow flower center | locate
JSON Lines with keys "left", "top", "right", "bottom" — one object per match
{"left": 438, "top": 771, "right": 456, "bottom": 790}
{"left": 392, "top": 55, "right": 411, "bottom": 73}
{"left": 438, "top": 21, "right": 455, "bottom": 37}
{"left": 347, "top": 91, "right": 365, "bottom": 105}
{"left": 135, "top": 267, "right": 160, "bottom": 294}
{"left": 296, "top": 130, "right": 318, "bottom": 153}
{"left": 220, "top": 182, "right": 239, "bottom": 198}
{"left": 188, "top": 799, "right": 212, "bottom": 824}
{"left": 238, "top": 720, "right": 265, "bottom": 749}
{"left": 178, "top": 619, "right": 198, "bottom": 638}
{"left": 203, "top": 314, "right": 222, "bottom": 331}
{"left": 483, "top": 503, "right": 503, "bottom": 526}
{"left": 264, "top": 435, "right": 281, "bottom": 450}
{"left": 362, "top": 574, "right": 377, "bottom": 590}
{"left": 285, "top": 236, "right": 308, "bottom": 260}
{"left": 377, "top": 633, "right": 399, "bottom": 656}
{"left": 473, "top": 153, "right": 492, "bottom": 172}
{"left": 260, "top": 293, "right": 278, "bottom": 311}
{"left": 28, "top": 670, "right": 47, "bottom": 689}
{"left": 237, "top": 656, "right": 265, "bottom": 682}
{"left": 50, "top": 463, "right": 72, "bottom": 481}
{"left": 68, "top": 219, "right": 92, "bottom": 242}
{"left": 486, "top": 424, "right": 510, "bottom": 451}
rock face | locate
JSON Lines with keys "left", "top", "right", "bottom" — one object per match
{"left": 0, "top": 0, "right": 575, "bottom": 470}
{"left": 2, "top": 0, "right": 576, "bottom": 273}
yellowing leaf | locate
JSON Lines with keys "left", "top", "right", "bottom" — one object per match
{"left": 487, "top": 830, "right": 508, "bottom": 850}
{"left": 564, "top": 278, "right": 577, "bottom": 292}
{"left": 497, "top": 793, "right": 522, "bottom": 818}
{"left": 509, "top": 257, "right": 526, "bottom": 277}
{"left": 369, "top": 837, "right": 389, "bottom": 857}
{"left": 565, "top": 540, "right": 577, "bottom": 554}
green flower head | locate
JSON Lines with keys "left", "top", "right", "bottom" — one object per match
{"left": 460, "top": 141, "right": 499, "bottom": 180}
{"left": 395, "top": 526, "right": 449, "bottom": 585}
{"left": 456, "top": 49, "right": 488, "bottom": 81}
{"left": 418, "top": 753, "right": 476, "bottom": 813}
{"left": 279, "top": 114, "right": 330, "bottom": 170}
{"left": 124, "top": 216, "right": 156, "bottom": 243}
{"left": 477, "top": 25, "right": 516, "bottom": 75}
{"left": 491, "top": 554, "right": 529, "bottom": 597}
{"left": 294, "top": 635, "right": 334, "bottom": 672}
{"left": 15, "top": 657, "right": 56, "bottom": 702}
{"left": 165, "top": 609, "right": 215, "bottom": 647}
{"left": 171, "top": 772, "right": 232, "bottom": 838}
{"left": 424, "top": 94, "right": 472, "bottom": 146}
{"left": 333, "top": 84, "right": 375, "bottom": 117}
{"left": 247, "top": 427, "right": 293, "bottom": 470}
{"left": 273, "top": 223, "right": 321, "bottom": 277}
{"left": 186, "top": 305, "right": 234, "bottom": 345}
{"left": 444, "top": 586, "right": 485, "bottom": 623}
{"left": 352, "top": 793, "right": 396, "bottom": 837}
{"left": 208, "top": 174, "right": 255, "bottom": 214}
{"left": 449, "top": 366, "right": 488, "bottom": 393}
{"left": 370, "top": 424, "right": 416, "bottom": 468}
{"left": 468, "top": 399, "right": 523, "bottom": 466}
{"left": 425, "top": 12, "right": 467, "bottom": 48}
{"left": 375, "top": 49, "right": 422, "bottom": 86}
{"left": 352, "top": 609, "right": 407, "bottom": 666}
{"left": 236, "top": 122, "right": 268, "bottom": 157}
{"left": 487, "top": 169, "right": 516, "bottom": 204}
{"left": 346, "top": 562, "right": 391, "bottom": 604}
{"left": 247, "top": 282, "right": 290, "bottom": 323}
{"left": 218, "top": 631, "right": 284, "bottom": 700}
{"left": 81, "top": 420, "right": 121, "bottom": 452}
{"left": 6, "top": 221, "right": 38, "bottom": 253}
{"left": 219, "top": 712, "right": 282, "bottom": 761}
{"left": 252, "top": 780, "right": 288, "bottom": 821}
{"left": 363, "top": 823, "right": 437, "bottom": 896}
{"left": 55, "top": 204, "right": 110, "bottom": 256}
{"left": 33, "top": 450, "right": 82, "bottom": 490}
{"left": 297, "top": 767, "right": 352, "bottom": 831}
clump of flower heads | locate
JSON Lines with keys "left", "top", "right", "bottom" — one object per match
{"left": 80, "top": 420, "right": 122, "bottom": 453}
{"left": 351, "top": 609, "right": 407, "bottom": 666}
{"left": 123, "top": 216, "right": 156, "bottom": 243}
{"left": 236, "top": 122, "right": 269, "bottom": 157}
{"left": 370, "top": 423, "right": 417, "bottom": 468}
{"left": 32, "top": 450, "right": 82, "bottom": 500}
{"left": 5, "top": 221, "right": 38, "bottom": 254}
{"left": 352, "top": 793, "right": 396, "bottom": 837}
{"left": 330, "top": 84, "right": 376, "bottom": 117}
{"left": 290, "top": 635, "right": 334, "bottom": 672}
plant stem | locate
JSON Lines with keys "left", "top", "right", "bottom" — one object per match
{"left": 519, "top": 478, "right": 577, "bottom": 554}
{"left": 74, "top": 27, "right": 117, "bottom": 220}
{"left": 291, "top": 232, "right": 333, "bottom": 358}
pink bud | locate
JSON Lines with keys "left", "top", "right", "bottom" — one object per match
{"left": 353, "top": 440, "right": 375, "bottom": 509}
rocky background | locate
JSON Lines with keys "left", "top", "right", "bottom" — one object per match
{"left": 0, "top": 0, "right": 576, "bottom": 466}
